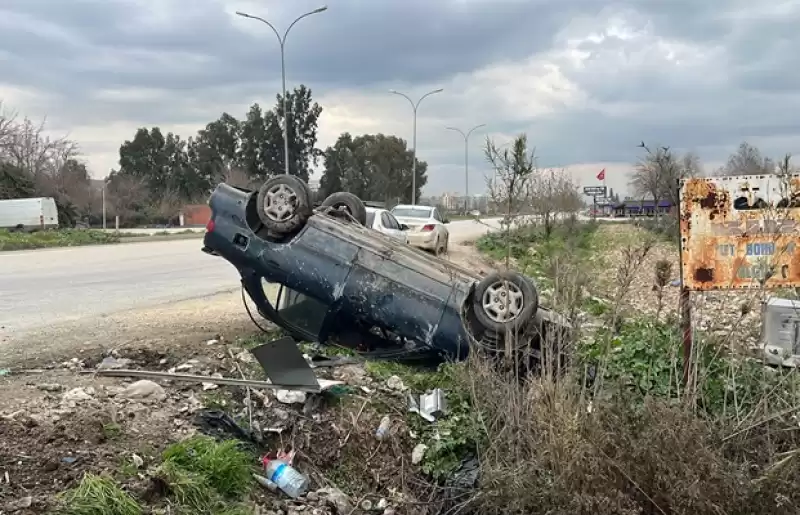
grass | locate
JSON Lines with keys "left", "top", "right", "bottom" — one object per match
{"left": 161, "top": 435, "right": 253, "bottom": 499}
{"left": 452, "top": 217, "right": 800, "bottom": 513}
{"left": 58, "top": 474, "right": 142, "bottom": 515}
{"left": 0, "top": 228, "right": 120, "bottom": 251}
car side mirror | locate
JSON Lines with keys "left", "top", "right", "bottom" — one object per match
{"left": 400, "top": 224, "right": 409, "bottom": 231}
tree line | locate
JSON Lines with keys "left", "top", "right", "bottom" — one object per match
{"left": 0, "top": 85, "right": 428, "bottom": 227}
{"left": 629, "top": 141, "right": 796, "bottom": 209}
{"left": 0, "top": 102, "right": 93, "bottom": 226}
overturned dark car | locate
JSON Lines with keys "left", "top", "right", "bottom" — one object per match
{"left": 202, "top": 175, "right": 569, "bottom": 363}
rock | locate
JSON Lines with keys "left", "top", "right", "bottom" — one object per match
{"left": 37, "top": 383, "right": 64, "bottom": 392}
{"left": 62, "top": 387, "right": 94, "bottom": 403}
{"left": 276, "top": 389, "right": 307, "bottom": 404}
{"left": 411, "top": 443, "right": 428, "bottom": 464}
{"left": 317, "top": 487, "right": 352, "bottom": 514}
{"left": 236, "top": 351, "right": 256, "bottom": 363}
{"left": 131, "top": 453, "right": 144, "bottom": 468}
{"left": 377, "top": 498, "right": 388, "bottom": 510}
{"left": 383, "top": 509, "right": 397, "bottom": 515}
{"left": 97, "top": 356, "right": 133, "bottom": 370}
{"left": 122, "top": 380, "right": 166, "bottom": 400}
{"left": 201, "top": 382, "right": 218, "bottom": 391}
{"left": 206, "top": 339, "right": 219, "bottom": 345}
{"left": 386, "top": 375, "right": 406, "bottom": 391}
{"left": 305, "top": 491, "right": 320, "bottom": 502}
{"left": 4, "top": 496, "right": 32, "bottom": 511}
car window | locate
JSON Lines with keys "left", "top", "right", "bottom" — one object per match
{"left": 263, "top": 280, "right": 327, "bottom": 336}
{"left": 365, "top": 211, "right": 375, "bottom": 228}
{"left": 432, "top": 209, "right": 443, "bottom": 222}
{"left": 381, "top": 212, "right": 398, "bottom": 229}
{"left": 391, "top": 207, "right": 432, "bottom": 218}
{"left": 385, "top": 213, "right": 401, "bottom": 230}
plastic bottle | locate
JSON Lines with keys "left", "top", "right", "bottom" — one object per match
{"left": 263, "top": 458, "right": 309, "bottom": 498}
{"left": 375, "top": 415, "right": 391, "bottom": 440}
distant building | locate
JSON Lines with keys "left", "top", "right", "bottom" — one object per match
{"left": 612, "top": 199, "right": 673, "bottom": 217}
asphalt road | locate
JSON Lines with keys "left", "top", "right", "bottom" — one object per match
{"left": 0, "top": 218, "right": 502, "bottom": 336}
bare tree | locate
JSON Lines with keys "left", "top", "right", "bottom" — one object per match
{"left": 630, "top": 142, "right": 702, "bottom": 214}
{"left": 485, "top": 134, "right": 581, "bottom": 240}
{"left": 720, "top": 141, "right": 774, "bottom": 176}
{"left": 0, "top": 101, "right": 18, "bottom": 159}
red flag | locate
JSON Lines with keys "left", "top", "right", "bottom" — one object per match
{"left": 596, "top": 168, "right": 606, "bottom": 181}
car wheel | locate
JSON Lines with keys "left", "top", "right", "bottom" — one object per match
{"left": 255, "top": 175, "right": 313, "bottom": 235}
{"left": 434, "top": 237, "right": 447, "bottom": 257}
{"left": 472, "top": 271, "right": 539, "bottom": 334}
{"left": 320, "top": 192, "right": 367, "bottom": 225}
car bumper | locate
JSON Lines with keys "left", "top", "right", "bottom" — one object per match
{"left": 407, "top": 232, "right": 437, "bottom": 249}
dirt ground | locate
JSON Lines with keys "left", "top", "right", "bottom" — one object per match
{"left": 0, "top": 240, "right": 495, "bottom": 514}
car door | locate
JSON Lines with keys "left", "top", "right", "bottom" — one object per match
{"left": 380, "top": 212, "right": 406, "bottom": 243}
{"left": 431, "top": 208, "right": 448, "bottom": 240}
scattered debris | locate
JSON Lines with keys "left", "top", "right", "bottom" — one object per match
{"left": 89, "top": 369, "right": 343, "bottom": 393}
{"left": 194, "top": 410, "right": 262, "bottom": 444}
{"left": 375, "top": 415, "right": 391, "bottom": 440}
{"left": 37, "top": 383, "right": 64, "bottom": 392}
{"left": 206, "top": 338, "right": 220, "bottom": 345}
{"left": 264, "top": 457, "right": 309, "bottom": 498}
{"left": 131, "top": 453, "right": 144, "bottom": 469}
{"left": 0, "top": 368, "right": 11, "bottom": 376}
{"left": 97, "top": 356, "right": 133, "bottom": 370}
{"left": 408, "top": 388, "right": 448, "bottom": 422}
{"left": 275, "top": 389, "right": 307, "bottom": 405}
{"left": 62, "top": 387, "right": 95, "bottom": 404}
{"left": 317, "top": 487, "right": 352, "bottom": 514}
{"left": 386, "top": 375, "right": 406, "bottom": 391}
{"left": 4, "top": 495, "right": 32, "bottom": 512}
{"left": 411, "top": 443, "right": 428, "bottom": 464}
{"left": 253, "top": 473, "right": 279, "bottom": 492}
{"left": 121, "top": 379, "right": 166, "bottom": 400}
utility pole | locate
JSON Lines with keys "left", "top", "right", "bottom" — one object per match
{"left": 446, "top": 124, "right": 485, "bottom": 214}
{"left": 389, "top": 88, "right": 444, "bottom": 205}
{"left": 236, "top": 6, "right": 328, "bottom": 175}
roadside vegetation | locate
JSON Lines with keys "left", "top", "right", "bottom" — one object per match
{"left": 0, "top": 228, "right": 120, "bottom": 251}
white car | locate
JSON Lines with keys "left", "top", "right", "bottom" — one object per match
{"left": 390, "top": 204, "right": 450, "bottom": 255}
{"left": 365, "top": 207, "right": 409, "bottom": 244}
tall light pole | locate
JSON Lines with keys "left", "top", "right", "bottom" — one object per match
{"left": 446, "top": 123, "right": 485, "bottom": 214}
{"left": 236, "top": 6, "right": 328, "bottom": 175}
{"left": 389, "top": 88, "right": 443, "bottom": 205}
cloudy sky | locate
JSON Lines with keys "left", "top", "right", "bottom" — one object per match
{"left": 2, "top": 0, "right": 799, "bottom": 197}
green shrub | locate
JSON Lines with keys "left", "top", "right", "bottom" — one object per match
{"left": 0, "top": 228, "right": 120, "bottom": 251}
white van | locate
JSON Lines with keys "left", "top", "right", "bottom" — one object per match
{"left": 0, "top": 197, "right": 59, "bottom": 231}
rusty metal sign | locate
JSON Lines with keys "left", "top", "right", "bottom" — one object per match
{"left": 680, "top": 174, "right": 800, "bottom": 290}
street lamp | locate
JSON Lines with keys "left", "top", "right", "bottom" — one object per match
{"left": 236, "top": 6, "right": 328, "bottom": 175}
{"left": 389, "top": 88, "right": 444, "bottom": 205}
{"left": 446, "top": 123, "right": 485, "bottom": 214}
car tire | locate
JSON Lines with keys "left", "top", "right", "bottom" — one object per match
{"left": 472, "top": 271, "right": 539, "bottom": 334}
{"left": 320, "top": 192, "right": 367, "bottom": 226}
{"left": 255, "top": 175, "right": 313, "bottom": 235}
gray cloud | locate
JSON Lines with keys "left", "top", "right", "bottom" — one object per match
{"left": 2, "top": 0, "right": 800, "bottom": 195}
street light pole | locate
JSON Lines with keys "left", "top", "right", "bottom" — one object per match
{"left": 446, "top": 124, "right": 485, "bottom": 214}
{"left": 236, "top": 6, "right": 328, "bottom": 176}
{"left": 389, "top": 88, "right": 443, "bottom": 205}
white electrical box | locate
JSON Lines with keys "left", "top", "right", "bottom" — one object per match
{"left": 761, "top": 297, "right": 800, "bottom": 367}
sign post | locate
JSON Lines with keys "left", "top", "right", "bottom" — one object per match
{"left": 583, "top": 186, "right": 607, "bottom": 218}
